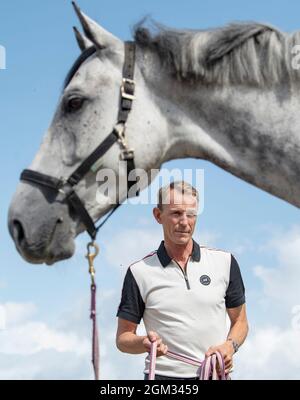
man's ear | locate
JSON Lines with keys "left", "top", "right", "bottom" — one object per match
{"left": 153, "top": 207, "right": 162, "bottom": 224}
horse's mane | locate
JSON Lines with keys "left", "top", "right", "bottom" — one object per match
{"left": 134, "top": 20, "right": 300, "bottom": 86}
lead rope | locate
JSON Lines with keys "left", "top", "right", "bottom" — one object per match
{"left": 86, "top": 241, "right": 100, "bottom": 380}
{"left": 148, "top": 341, "right": 228, "bottom": 380}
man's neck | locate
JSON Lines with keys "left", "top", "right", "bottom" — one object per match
{"left": 164, "top": 239, "right": 193, "bottom": 265}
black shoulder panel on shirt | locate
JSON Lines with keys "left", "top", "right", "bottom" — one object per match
{"left": 116, "top": 267, "right": 145, "bottom": 324}
{"left": 225, "top": 254, "right": 246, "bottom": 308}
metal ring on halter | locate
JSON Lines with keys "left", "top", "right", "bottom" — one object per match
{"left": 87, "top": 241, "right": 99, "bottom": 257}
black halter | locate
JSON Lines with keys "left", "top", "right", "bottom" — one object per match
{"left": 20, "top": 41, "right": 138, "bottom": 240}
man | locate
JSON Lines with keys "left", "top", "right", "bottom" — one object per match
{"left": 116, "top": 181, "right": 248, "bottom": 379}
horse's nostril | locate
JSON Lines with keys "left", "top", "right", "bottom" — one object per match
{"left": 12, "top": 220, "right": 25, "bottom": 246}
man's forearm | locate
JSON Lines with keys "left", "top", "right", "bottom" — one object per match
{"left": 227, "top": 320, "right": 249, "bottom": 347}
{"left": 117, "top": 332, "right": 148, "bottom": 354}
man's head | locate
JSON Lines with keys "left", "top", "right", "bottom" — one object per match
{"left": 153, "top": 181, "right": 199, "bottom": 245}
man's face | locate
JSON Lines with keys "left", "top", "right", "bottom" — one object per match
{"left": 153, "top": 189, "right": 198, "bottom": 245}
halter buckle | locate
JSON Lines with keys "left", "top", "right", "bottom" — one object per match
{"left": 121, "top": 78, "right": 135, "bottom": 100}
{"left": 120, "top": 149, "right": 135, "bottom": 160}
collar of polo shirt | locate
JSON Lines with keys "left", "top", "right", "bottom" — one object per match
{"left": 157, "top": 239, "right": 201, "bottom": 267}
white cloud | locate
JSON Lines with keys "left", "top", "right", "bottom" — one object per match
{"left": 0, "top": 351, "right": 92, "bottom": 380}
{"left": 0, "top": 301, "right": 89, "bottom": 359}
{"left": 0, "top": 306, "right": 5, "bottom": 331}
{"left": 0, "top": 321, "right": 89, "bottom": 356}
{"left": 253, "top": 226, "right": 300, "bottom": 309}
{"left": 2, "top": 302, "right": 37, "bottom": 326}
{"left": 235, "top": 326, "right": 300, "bottom": 379}
{"left": 0, "top": 294, "right": 145, "bottom": 380}
{"left": 232, "top": 225, "right": 300, "bottom": 379}
{"left": 102, "top": 228, "right": 161, "bottom": 269}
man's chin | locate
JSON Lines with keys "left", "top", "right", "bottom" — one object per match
{"left": 172, "top": 234, "right": 192, "bottom": 244}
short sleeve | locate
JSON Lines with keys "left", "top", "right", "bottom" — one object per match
{"left": 116, "top": 267, "right": 145, "bottom": 324}
{"left": 225, "top": 255, "right": 246, "bottom": 308}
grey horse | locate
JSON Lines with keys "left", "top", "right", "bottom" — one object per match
{"left": 8, "top": 2, "right": 300, "bottom": 264}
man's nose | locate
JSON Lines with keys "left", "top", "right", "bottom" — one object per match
{"left": 178, "top": 213, "right": 189, "bottom": 224}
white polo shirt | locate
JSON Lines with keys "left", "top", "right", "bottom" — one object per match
{"left": 116, "top": 239, "right": 245, "bottom": 378}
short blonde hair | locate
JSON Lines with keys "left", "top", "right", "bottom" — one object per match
{"left": 157, "top": 181, "right": 199, "bottom": 210}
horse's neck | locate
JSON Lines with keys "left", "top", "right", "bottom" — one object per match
{"left": 142, "top": 53, "right": 300, "bottom": 207}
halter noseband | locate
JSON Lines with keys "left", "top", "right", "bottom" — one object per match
{"left": 20, "top": 41, "right": 138, "bottom": 240}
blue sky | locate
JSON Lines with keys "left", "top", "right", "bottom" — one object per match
{"left": 0, "top": 0, "right": 300, "bottom": 379}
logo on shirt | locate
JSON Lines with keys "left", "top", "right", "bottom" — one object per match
{"left": 200, "top": 275, "right": 211, "bottom": 286}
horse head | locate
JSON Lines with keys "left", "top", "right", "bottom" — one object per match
{"left": 8, "top": 2, "right": 166, "bottom": 264}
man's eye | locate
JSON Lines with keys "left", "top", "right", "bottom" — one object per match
{"left": 65, "top": 97, "right": 85, "bottom": 113}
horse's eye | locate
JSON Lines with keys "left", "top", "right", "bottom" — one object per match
{"left": 65, "top": 96, "right": 85, "bottom": 113}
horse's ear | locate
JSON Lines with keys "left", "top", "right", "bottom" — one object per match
{"left": 73, "top": 26, "right": 93, "bottom": 51}
{"left": 72, "top": 1, "right": 122, "bottom": 50}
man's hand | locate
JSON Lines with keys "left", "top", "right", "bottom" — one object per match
{"left": 205, "top": 341, "right": 234, "bottom": 374}
{"left": 143, "top": 331, "right": 168, "bottom": 357}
